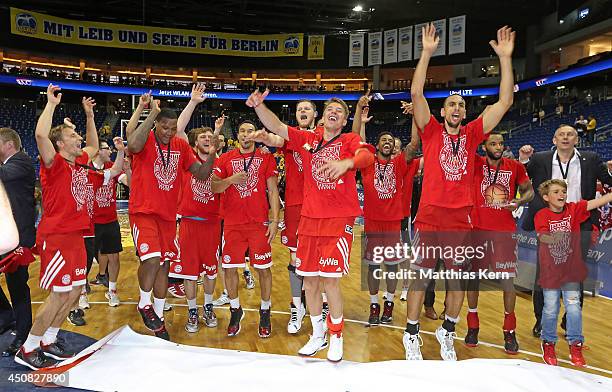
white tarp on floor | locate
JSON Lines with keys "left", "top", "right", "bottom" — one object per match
{"left": 52, "top": 326, "right": 611, "bottom": 392}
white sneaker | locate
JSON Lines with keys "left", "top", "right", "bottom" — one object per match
{"left": 287, "top": 302, "right": 306, "bottom": 334}
{"left": 298, "top": 334, "right": 328, "bottom": 356}
{"left": 244, "top": 270, "right": 255, "bottom": 290}
{"left": 327, "top": 333, "right": 343, "bottom": 362}
{"left": 213, "top": 291, "right": 230, "bottom": 306}
{"left": 435, "top": 326, "right": 457, "bottom": 361}
{"left": 105, "top": 290, "right": 120, "bottom": 307}
{"left": 400, "top": 289, "right": 408, "bottom": 301}
{"left": 79, "top": 294, "right": 90, "bottom": 310}
{"left": 163, "top": 302, "right": 173, "bottom": 311}
{"left": 403, "top": 331, "right": 423, "bottom": 360}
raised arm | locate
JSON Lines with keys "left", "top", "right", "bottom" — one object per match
{"left": 356, "top": 105, "right": 373, "bottom": 142}
{"left": 401, "top": 102, "right": 420, "bottom": 162}
{"left": 128, "top": 98, "right": 160, "bottom": 154}
{"left": 107, "top": 137, "right": 126, "bottom": 178}
{"left": 411, "top": 24, "right": 437, "bottom": 130}
{"left": 126, "top": 91, "right": 150, "bottom": 136}
{"left": 177, "top": 83, "right": 207, "bottom": 141}
{"left": 587, "top": 191, "right": 612, "bottom": 211}
{"left": 0, "top": 181, "right": 19, "bottom": 254}
{"left": 352, "top": 90, "right": 372, "bottom": 137}
{"left": 482, "top": 26, "right": 515, "bottom": 133}
{"left": 266, "top": 175, "right": 280, "bottom": 244}
{"left": 82, "top": 97, "right": 99, "bottom": 158}
{"left": 36, "top": 84, "right": 62, "bottom": 168}
{"left": 246, "top": 89, "right": 289, "bottom": 140}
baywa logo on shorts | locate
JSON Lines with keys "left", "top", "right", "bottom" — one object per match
{"left": 319, "top": 257, "right": 339, "bottom": 266}
{"left": 223, "top": 255, "right": 231, "bottom": 262}
{"left": 254, "top": 252, "right": 272, "bottom": 261}
{"left": 61, "top": 274, "right": 71, "bottom": 285}
{"left": 75, "top": 268, "right": 86, "bottom": 276}
{"left": 140, "top": 243, "right": 150, "bottom": 254}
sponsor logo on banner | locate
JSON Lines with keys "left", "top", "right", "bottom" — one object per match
{"left": 16, "top": 78, "right": 33, "bottom": 86}
{"left": 15, "top": 12, "right": 37, "bottom": 35}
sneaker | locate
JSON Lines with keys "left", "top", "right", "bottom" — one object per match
{"left": 40, "top": 339, "right": 75, "bottom": 360}
{"left": 78, "top": 294, "right": 90, "bottom": 310}
{"left": 402, "top": 332, "right": 423, "bottom": 360}
{"left": 163, "top": 302, "right": 172, "bottom": 311}
{"left": 368, "top": 303, "right": 381, "bottom": 326}
{"left": 424, "top": 306, "right": 438, "bottom": 320}
{"left": 185, "top": 308, "right": 200, "bottom": 333}
{"left": 202, "top": 304, "right": 218, "bottom": 328}
{"left": 105, "top": 290, "right": 120, "bottom": 307}
{"left": 67, "top": 309, "right": 86, "bottom": 326}
{"left": 14, "top": 347, "right": 58, "bottom": 370}
{"left": 541, "top": 341, "right": 557, "bottom": 366}
{"left": 90, "top": 274, "right": 109, "bottom": 287}
{"left": 327, "top": 333, "right": 343, "bottom": 362}
{"left": 381, "top": 301, "right": 394, "bottom": 324}
{"left": 504, "top": 331, "right": 519, "bottom": 354}
{"left": 167, "top": 283, "right": 186, "bottom": 298}
{"left": 244, "top": 270, "right": 255, "bottom": 289}
{"left": 435, "top": 326, "right": 457, "bottom": 361}
{"left": 137, "top": 304, "right": 163, "bottom": 332}
{"left": 298, "top": 334, "right": 328, "bottom": 356}
{"left": 227, "top": 306, "right": 244, "bottom": 337}
{"left": 287, "top": 302, "right": 306, "bottom": 334}
{"left": 464, "top": 328, "right": 479, "bottom": 347}
{"left": 259, "top": 309, "right": 272, "bottom": 338}
{"left": 322, "top": 302, "right": 329, "bottom": 323}
{"left": 400, "top": 288, "right": 408, "bottom": 301}
{"left": 213, "top": 291, "right": 230, "bottom": 306}
{"left": 569, "top": 342, "right": 586, "bottom": 367}
{"left": 154, "top": 323, "right": 170, "bottom": 341}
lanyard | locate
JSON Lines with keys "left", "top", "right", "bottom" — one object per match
{"left": 375, "top": 157, "right": 391, "bottom": 184}
{"left": 556, "top": 152, "right": 574, "bottom": 181}
{"left": 445, "top": 128, "right": 462, "bottom": 156}
{"left": 240, "top": 150, "right": 256, "bottom": 172}
{"left": 486, "top": 159, "right": 501, "bottom": 186}
{"left": 64, "top": 158, "right": 102, "bottom": 173}
{"left": 311, "top": 133, "right": 342, "bottom": 154}
{"left": 154, "top": 134, "right": 171, "bottom": 169}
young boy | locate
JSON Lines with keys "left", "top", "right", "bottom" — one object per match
{"left": 535, "top": 179, "right": 612, "bottom": 367}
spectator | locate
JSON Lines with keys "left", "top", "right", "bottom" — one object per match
{"left": 574, "top": 115, "right": 588, "bottom": 146}
{"left": 538, "top": 108, "right": 545, "bottom": 126}
{"left": 555, "top": 103, "right": 563, "bottom": 117}
{"left": 585, "top": 93, "right": 593, "bottom": 106}
{"left": 586, "top": 115, "right": 597, "bottom": 146}
{"left": 518, "top": 144, "right": 534, "bottom": 164}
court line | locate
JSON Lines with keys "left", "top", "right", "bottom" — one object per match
{"left": 32, "top": 300, "right": 612, "bottom": 376}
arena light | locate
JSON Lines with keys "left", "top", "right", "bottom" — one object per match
{"left": 3, "top": 57, "right": 101, "bottom": 71}
{"left": 352, "top": 5, "right": 363, "bottom": 12}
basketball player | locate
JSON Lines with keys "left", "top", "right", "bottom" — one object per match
{"left": 246, "top": 89, "right": 374, "bottom": 362}
{"left": 466, "top": 131, "right": 533, "bottom": 353}
{"left": 127, "top": 92, "right": 216, "bottom": 341}
{"left": 16, "top": 84, "right": 98, "bottom": 369}
{"left": 404, "top": 24, "right": 515, "bottom": 360}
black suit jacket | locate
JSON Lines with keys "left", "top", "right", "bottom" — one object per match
{"left": 522, "top": 150, "right": 612, "bottom": 231}
{"left": 0, "top": 151, "right": 36, "bottom": 249}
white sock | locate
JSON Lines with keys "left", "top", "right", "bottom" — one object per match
{"left": 370, "top": 294, "right": 378, "bottom": 304}
{"left": 138, "top": 288, "right": 152, "bottom": 308}
{"left": 407, "top": 319, "right": 418, "bottom": 325}
{"left": 292, "top": 296, "right": 302, "bottom": 309}
{"left": 468, "top": 307, "right": 478, "bottom": 313}
{"left": 445, "top": 314, "right": 460, "bottom": 324}
{"left": 310, "top": 314, "right": 325, "bottom": 337}
{"left": 153, "top": 297, "right": 165, "bottom": 318}
{"left": 42, "top": 327, "right": 60, "bottom": 345}
{"left": 321, "top": 293, "right": 327, "bottom": 303}
{"left": 229, "top": 297, "right": 240, "bottom": 309}
{"left": 187, "top": 298, "right": 197, "bottom": 310}
{"left": 109, "top": 281, "right": 117, "bottom": 292}
{"left": 330, "top": 315, "right": 343, "bottom": 325}
{"left": 23, "top": 334, "right": 42, "bottom": 352}
{"left": 204, "top": 293, "right": 213, "bottom": 305}
{"left": 261, "top": 299, "right": 271, "bottom": 310}
{"left": 386, "top": 292, "right": 395, "bottom": 302}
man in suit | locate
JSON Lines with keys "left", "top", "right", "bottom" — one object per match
{"left": 521, "top": 124, "right": 612, "bottom": 336}
{"left": 0, "top": 128, "right": 36, "bottom": 357}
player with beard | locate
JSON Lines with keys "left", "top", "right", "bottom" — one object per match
{"left": 404, "top": 24, "right": 515, "bottom": 361}
{"left": 16, "top": 85, "right": 98, "bottom": 369}
{"left": 211, "top": 120, "right": 280, "bottom": 338}
{"left": 465, "top": 131, "right": 533, "bottom": 353}
{"left": 127, "top": 90, "right": 215, "bottom": 341}
{"left": 246, "top": 89, "right": 374, "bottom": 362}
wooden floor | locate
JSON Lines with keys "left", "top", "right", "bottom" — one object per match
{"left": 2, "top": 212, "right": 611, "bottom": 378}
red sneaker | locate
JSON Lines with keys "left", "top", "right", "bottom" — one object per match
{"left": 167, "top": 283, "right": 186, "bottom": 298}
{"left": 541, "top": 341, "right": 557, "bottom": 366}
{"left": 569, "top": 342, "right": 586, "bottom": 367}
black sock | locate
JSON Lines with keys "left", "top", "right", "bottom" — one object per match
{"left": 405, "top": 322, "right": 419, "bottom": 335}
{"left": 442, "top": 318, "right": 456, "bottom": 332}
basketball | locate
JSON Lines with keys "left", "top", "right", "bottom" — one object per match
{"left": 484, "top": 184, "right": 509, "bottom": 205}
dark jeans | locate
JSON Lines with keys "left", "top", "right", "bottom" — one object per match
{"left": 0, "top": 265, "right": 33, "bottom": 340}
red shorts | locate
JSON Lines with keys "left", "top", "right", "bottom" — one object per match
{"left": 415, "top": 205, "right": 473, "bottom": 231}
{"left": 363, "top": 219, "right": 404, "bottom": 265}
{"left": 472, "top": 230, "right": 517, "bottom": 277}
{"left": 170, "top": 218, "right": 221, "bottom": 280}
{"left": 129, "top": 213, "right": 179, "bottom": 264}
{"left": 221, "top": 223, "right": 272, "bottom": 269}
{"left": 411, "top": 221, "right": 472, "bottom": 271}
{"left": 37, "top": 231, "right": 87, "bottom": 292}
{"left": 281, "top": 204, "right": 302, "bottom": 252}
{"left": 296, "top": 217, "right": 354, "bottom": 278}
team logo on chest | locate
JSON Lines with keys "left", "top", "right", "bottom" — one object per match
{"left": 70, "top": 166, "right": 90, "bottom": 212}
{"left": 230, "top": 157, "right": 263, "bottom": 198}
{"left": 439, "top": 133, "right": 468, "bottom": 181}
{"left": 293, "top": 151, "right": 303, "bottom": 172}
{"left": 96, "top": 179, "right": 115, "bottom": 208}
{"left": 311, "top": 142, "right": 341, "bottom": 190}
{"left": 191, "top": 175, "right": 214, "bottom": 204}
{"left": 480, "top": 166, "right": 512, "bottom": 209}
{"left": 548, "top": 217, "right": 572, "bottom": 265}
{"left": 153, "top": 148, "right": 181, "bottom": 191}
{"left": 374, "top": 161, "right": 396, "bottom": 199}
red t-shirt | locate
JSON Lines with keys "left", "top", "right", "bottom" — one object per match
{"left": 286, "top": 127, "right": 368, "bottom": 219}
{"left": 535, "top": 201, "right": 590, "bottom": 289}
{"left": 179, "top": 152, "right": 220, "bottom": 220}
{"left": 402, "top": 158, "right": 421, "bottom": 217}
{"left": 129, "top": 131, "right": 197, "bottom": 221}
{"left": 213, "top": 148, "right": 277, "bottom": 226}
{"left": 361, "top": 152, "right": 409, "bottom": 221}
{"left": 90, "top": 162, "right": 120, "bottom": 225}
{"left": 38, "top": 152, "right": 91, "bottom": 234}
{"left": 472, "top": 156, "right": 529, "bottom": 231}
{"left": 418, "top": 115, "right": 486, "bottom": 212}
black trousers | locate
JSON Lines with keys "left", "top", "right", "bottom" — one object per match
{"left": 0, "top": 265, "right": 33, "bottom": 340}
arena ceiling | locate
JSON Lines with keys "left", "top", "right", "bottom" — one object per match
{"left": 3, "top": 0, "right": 563, "bottom": 35}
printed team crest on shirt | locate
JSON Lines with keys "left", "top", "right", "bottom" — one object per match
{"left": 70, "top": 166, "right": 90, "bottom": 212}
{"left": 480, "top": 166, "right": 512, "bottom": 209}
{"left": 293, "top": 151, "right": 303, "bottom": 172}
{"left": 438, "top": 133, "right": 468, "bottom": 181}
{"left": 230, "top": 157, "right": 263, "bottom": 198}
{"left": 153, "top": 148, "right": 181, "bottom": 191}
{"left": 191, "top": 176, "right": 214, "bottom": 204}
{"left": 548, "top": 217, "right": 572, "bottom": 265}
{"left": 374, "top": 161, "right": 396, "bottom": 199}
{"left": 95, "top": 181, "right": 115, "bottom": 208}
{"left": 85, "top": 183, "right": 94, "bottom": 219}
{"left": 311, "top": 142, "right": 342, "bottom": 190}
